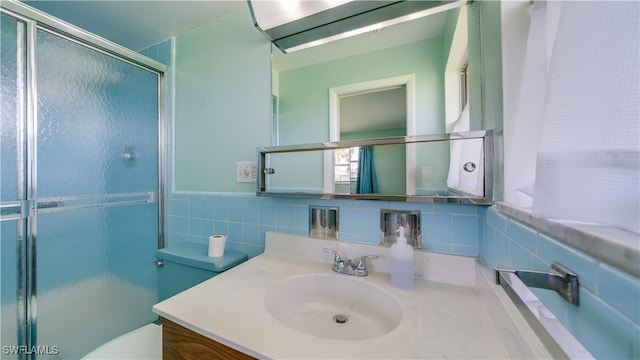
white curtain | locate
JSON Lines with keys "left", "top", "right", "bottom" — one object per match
{"left": 531, "top": 1, "right": 639, "bottom": 234}
{"left": 505, "top": 0, "right": 561, "bottom": 207}
{"left": 446, "top": 105, "right": 469, "bottom": 189}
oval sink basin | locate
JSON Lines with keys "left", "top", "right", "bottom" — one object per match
{"left": 264, "top": 274, "right": 402, "bottom": 341}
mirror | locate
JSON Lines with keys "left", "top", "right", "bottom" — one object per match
{"left": 269, "top": 2, "right": 481, "bottom": 199}
{"left": 271, "top": 3, "right": 471, "bottom": 135}
{"left": 257, "top": 130, "right": 493, "bottom": 204}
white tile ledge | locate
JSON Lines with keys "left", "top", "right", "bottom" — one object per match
{"left": 495, "top": 202, "right": 640, "bottom": 277}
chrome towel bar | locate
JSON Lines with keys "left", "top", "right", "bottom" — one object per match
{"left": 494, "top": 262, "right": 592, "bottom": 359}
{"left": 495, "top": 262, "right": 579, "bottom": 306}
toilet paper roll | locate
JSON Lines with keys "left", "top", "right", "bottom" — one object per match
{"left": 208, "top": 235, "right": 226, "bottom": 257}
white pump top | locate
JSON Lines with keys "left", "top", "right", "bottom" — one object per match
{"left": 396, "top": 226, "right": 407, "bottom": 245}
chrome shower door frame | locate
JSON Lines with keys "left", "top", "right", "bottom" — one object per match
{"left": 0, "top": 1, "right": 167, "bottom": 358}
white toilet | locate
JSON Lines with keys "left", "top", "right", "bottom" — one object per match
{"left": 83, "top": 323, "right": 162, "bottom": 359}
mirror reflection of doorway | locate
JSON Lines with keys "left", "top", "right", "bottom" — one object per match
{"left": 326, "top": 75, "right": 416, "bottom": 195}
{"left": 338, "top": 86, "right": 406, "bottom": 194}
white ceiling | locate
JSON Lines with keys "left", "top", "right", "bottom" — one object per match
{"left": 340, "top": 87, "right": 407, "bottom": 135}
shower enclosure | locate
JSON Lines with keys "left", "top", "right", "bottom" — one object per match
{"left": 1, "top": 2, "right": 166, "bottom": 359}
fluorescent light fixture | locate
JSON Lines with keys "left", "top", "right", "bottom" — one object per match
{"left": 248, "top": 0, "right": 467, "bottom": 53}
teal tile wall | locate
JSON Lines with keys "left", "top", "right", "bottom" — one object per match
{"left": 481, "top": 206, "right": 640, "bottom": 359}
{"left": 166, "top": 193, "right": 482, "bottom": 260}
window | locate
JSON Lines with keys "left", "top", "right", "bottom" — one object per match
{"left": 334, "top": 147, "right": 359, "bottom": 183}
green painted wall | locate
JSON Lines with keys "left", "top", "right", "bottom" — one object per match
{"left": 279, "top": 37, "right": 445, "bottom": 145}
{"left": 372, "top": 143, "right": 406, "bottom": 194}
{"left": 173, "top": 10, "right": 271, "bottom": 192}
{"left": 266, "top": 151, "right": 324, "bottom": 192}
{"left": 340, "top": 128, "right": 405, "bottom": 140}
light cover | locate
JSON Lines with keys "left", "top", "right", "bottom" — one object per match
{"left": 248, "top": 0, "right": 466, "bottom": 53}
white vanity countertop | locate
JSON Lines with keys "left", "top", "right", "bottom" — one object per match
{"left": 153, "top": 233, "right": 522, "bottom": 359}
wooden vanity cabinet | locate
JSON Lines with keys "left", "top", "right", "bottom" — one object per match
{"left": 162, "top": 318, "right": 254, "bottom": 360}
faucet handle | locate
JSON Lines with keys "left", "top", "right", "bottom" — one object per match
{"left": 323, "top": 248, "right": 343, "bottom": 263}
{"left": 356, "top": 255, "right": 379, "bottom": 272}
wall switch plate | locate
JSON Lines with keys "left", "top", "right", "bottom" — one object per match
{"left": 236, "top": 162, "right": 256, "bottom": 183}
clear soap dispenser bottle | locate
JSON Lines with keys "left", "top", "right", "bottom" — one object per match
{"left": 390, "top": 226, "right": 414, "bottom": 290}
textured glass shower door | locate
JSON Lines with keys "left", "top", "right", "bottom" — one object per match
{"left": 1, "top": 5, "right": 163, "bottom": 357}
{"left": 33, "top": 29, "right": 161, "bottom": 359}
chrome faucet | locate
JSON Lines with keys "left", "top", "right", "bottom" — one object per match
{"left": 323, "top": 248, "right": 378, "bottom": 276}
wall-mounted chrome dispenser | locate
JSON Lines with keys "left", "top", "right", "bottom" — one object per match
{"left": 309, "top": 206, "right": 339, "bottom": 240}
{"left": 380, "top": 209, "right": 421, "bottom": 249}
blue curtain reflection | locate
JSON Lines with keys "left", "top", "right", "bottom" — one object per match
{"left": 356, "top": 146, "right": 378, "bottom": 194}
